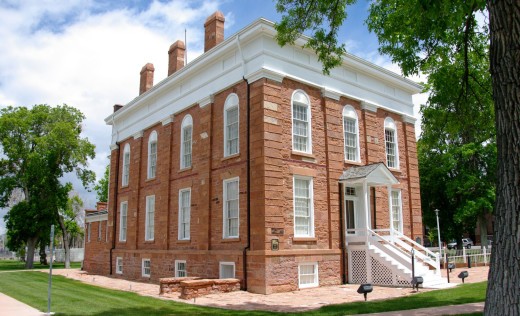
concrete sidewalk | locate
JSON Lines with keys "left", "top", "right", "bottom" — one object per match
{"left": 0, "top": 292, "right": 45, "bottom": 316}
{"left": 356, "top": 302, "right": 484, "bottom": 315}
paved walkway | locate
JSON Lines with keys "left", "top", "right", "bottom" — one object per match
{"left": 0, "top": 292, "right": 45, "bottom": 316}
{"left": 0, "top": 265, "right": 489, "bottom": 315}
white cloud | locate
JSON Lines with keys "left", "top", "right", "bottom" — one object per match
{"left": 0, "top": 0, "right": 223, "bottom": 210}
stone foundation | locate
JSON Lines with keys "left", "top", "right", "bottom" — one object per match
{"left": 159, "top": 277, "right": 201, "bottom": 295}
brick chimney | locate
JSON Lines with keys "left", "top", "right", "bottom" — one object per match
{"left": 139, "top": 63, "right": 155, "bottom": 95}
{"left": 113, "top": 104, "right": 123, "bottom": 112}
{"left": 96, "top": 202, "right": 107, "bottom": 211}
{"left": 204, "top": 11, "right": 225, "bottom": 52}
{"left": 168, "top": 40, "right": 185, "bottom": 76}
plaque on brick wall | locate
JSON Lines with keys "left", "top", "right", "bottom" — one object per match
{"left": 271, "top": 228, "right": 284, "bottom": 235}
{"left": 271, "top": 239, "right": 279, "bottom": 251}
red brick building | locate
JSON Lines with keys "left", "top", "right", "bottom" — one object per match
{"left": 84, "top": 12, "right": 447, "bottom": 294}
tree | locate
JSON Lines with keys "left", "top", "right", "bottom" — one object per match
{"left": 94, "top": 165, "right": 109, "bottom": 203}
{"left": 275, "top": 1, "right": 519, "bottom": 313}
{"left": 0, "top": 105, "right": 95, "bottom": 268}
{"left": 57, "top": 192, "right": 84, "bottom": 268}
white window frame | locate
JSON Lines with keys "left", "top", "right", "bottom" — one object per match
{"left": 119, "top": 201, "right": 128, "bottom": 242}
{"left": 142, "top": 258, "right": 151, "bottom": 277}
{"left": 391, "top": 190, "right": 403, "bottom": 233}
{"left": 116, "top": 257, "right": 123, "bottom": 274}
{"left": 147, "top": 131, "right": 158, "bottom": 179}
{"left": 178, "top": 188, "right": 191, "bottom": 240}
{"left": 298, "top": 262, "right": 319, "bottom": 288}
{"left": 384, "top": 117, "right": 399, "bottom": 169}
{"left": 87, "top": 223, "right": 91, "bottom": 242}
{"left": 175, "top": 260, "right": 187, "bottom": 277}
{"left": 219, "top": 262, "right": 235, "bottom": 279}
{"left": 180, "top": 115, "right": 193, "bottom": 169}
{"left": 145, "top": 195, "right": 155, "bottom": 241}
{"left": 293, "top": 175, "right": 315, "bottom": 238}
{"left": 224, "top": 93, "right": 240, "bottom": 157}
{"left": 122, "top": 143, "right": 130, "bottom": 186}
{"left": 342, "top": 105, "right": 360, "bottom": 162}
{"left": 223, "top": 177, "right": 239, "bottom": 239}
{"left": 291, "top": 90, "right": 312, "bottom": 154}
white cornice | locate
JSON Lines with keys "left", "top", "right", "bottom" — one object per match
{"left": 246, "top": 67, "right": 285, "bottom": 84}
{"left": 133, "top": 131, "right": 143, "bottom": 139}
{"left": 321, "top": 88, "right": 342, "bottom": 101}
{"left": 110, "top": 144, "right": 119, "bottom": 150}
{"left": 361, "top": 101, "right": 378, "bottom": 112}
{"left": 198, "top": 95, "right": 214, "bottom": 108}
{"left": 161, "top": 115, "right": 174, "bottom": 125}
{"left": 402, "top": 115, "right": 417, "bottom": 124}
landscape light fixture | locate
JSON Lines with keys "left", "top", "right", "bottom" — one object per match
{"left": 448, "top": 263, "right": 456, "bottom": 272}
{"left": 411, "top": 276, "right": 423, "bottom": 291}
{"left": 357, "top": 284, "right": 373, "bottom": 301}
{"left": 458, "top": 271, "right": 469, "bottom": 283}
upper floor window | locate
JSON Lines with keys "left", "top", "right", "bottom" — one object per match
{"left": 122, "top": 144, "right": 130, "bottom": 186}
{"left": 178, "top": 188, "right": 191, "bottom": 240}
{"left": 147, "top": 131, "right": 157, "bottom": 179}
{"left": 180, "top": 115, "right": 193, "bottom": 169}
{"left": 384, "top": 118, "right": 399, "bottom": 169}
{"left": 343, "top": 105, "right": 360, "bottom": 162}
{"left": 293, "top": 175, "right": 314, "bottom": 237}
{"left": 292, "top": 90, "right": 312, "bottom": 153}
{"left": 391, "top": 190, "right": 403, "bottom": 233}
{"left": 223, "top": 177, "right": 239, "bottom": 238}
{"left": 224, "top": 93, "right": 239, "bottom": 157}
{"left": 145, "top": 195, "right": 155, "bottom": 241}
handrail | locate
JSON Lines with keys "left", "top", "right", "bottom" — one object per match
{"left": 394, "top": 230, "right": 438, "bottom": 259}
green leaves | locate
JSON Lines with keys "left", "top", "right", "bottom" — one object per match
{"left": 275, "top": 0, "right": 357, "bottom": 74}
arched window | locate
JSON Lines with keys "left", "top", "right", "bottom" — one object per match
{"left": 180, "top": 115, "right": 193, "bottom": 169}
{"left": 384, "top": 117, "right": 399, "bottom": 169}
{"left": 343, "top": 105, "right": 360, "bottom": 162}
{"left": 292, "top": 90, "right": 312, "bottom": 153}
{"left": 224, "top": 93, "right": 239, "bottom": 157}
{"left": 122, "top": 143, "right": 130, "bottom": 186}
{"left": 147, "top": 131, "right": 157, "bottom": 179}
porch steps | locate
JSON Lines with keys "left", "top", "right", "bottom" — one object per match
{"left": 368, "top": 244, "right": 451, "bottom": 289}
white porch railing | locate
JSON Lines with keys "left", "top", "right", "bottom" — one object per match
{"left": 346, "top": 228, "right": 441, "bottom": 276}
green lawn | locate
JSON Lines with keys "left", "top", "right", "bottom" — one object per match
{"left": 0, "top": 259, "right": 81, "bottom": 271}
{"left": 0, "top": 271, "right": 486, "bottom": 315}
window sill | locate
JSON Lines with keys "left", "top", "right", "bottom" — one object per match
{"left": 221, "top": 153, "right": 240, "bottom": 161}
{"left": 178, "top": 166, "right": 192, "bottom": 174}
{"left": 344, "top": 160, "right": 363, "bottom": 166}
{"left": 144, "top": 240, "right": 155, "bottom": 243}
{"left": 177, "top": 239, "right": 191, "bottom": 243}
{"left": 293, "top": 237, "right": 317, "bottom": 242}
{"left": 145, "top": 177, "right": 156, "bottom": 182}
{"left": 291, "top": 151, "right": 315, "bottom": 160}
{"left": 121, "top": 184, "right": 129, "bottom": 189}
{"left": 222, "top": 237, "right": 240, "bottom": 242}
{"left": 118, "top": 240, "right": 126, "bottom": 243}
{"left": 388, "top": 167, "right": 401, "bottom": 173}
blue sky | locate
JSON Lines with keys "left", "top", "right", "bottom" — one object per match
{"left": 0, "top": 0, "right": 425, "bottom": 234}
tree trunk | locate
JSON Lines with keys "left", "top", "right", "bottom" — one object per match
{"left": 25, "top": 236, "right": 37, "bottom": 269}
{"left": 39, "top": 242, "right": 47, "bottom": 265}
{"left": 57, "top": 214, "right": 71, "bottom": 269}
{"left": 485, "top": 1, "right": 520, "bottom": 315}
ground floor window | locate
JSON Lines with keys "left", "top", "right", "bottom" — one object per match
{"left": 298, "top": 262, "right": 318, "bottom": 288}
{"left": 175, "top": 260, "right": 187, "bottom": 277}
{"left": 116, "top": 257, "right": 123, "bottom": 274}
{"left": 219, "top": 262, "right": 235, "bottom": 279}
{"left": 142, "top": 259, "right": 151, "bottom": 277}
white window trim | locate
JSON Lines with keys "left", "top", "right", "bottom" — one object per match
{"left": 384, "top": 117, "right": 399, "bottom": 169}
{"left": 178, "top": 188, "right": 191, "bottom": 240}
{"left": 119, "top": 201, "right": 128, "bottom": 242}
{"left": 142, "top": 258, "right": 151, "bottom": 277}
{"left": 116, "top": 257, "right": 123, "bottom": 274}
{"left": 87, "top": 223, "right": 91, "bottom": 242}
{"left": 298, "top": 262, "right": 319, "bottom": 288}
{"left": 293, "top": 175, "right": 315, "bottom": 238}
{"left": 223, "top": 177, "right": 240, "bottom": 239}
{"left": 122, "top": 143, "right": 130, "bottom": 186}
{"left": 180, "top": 115, "right": 193, "bottom": 169}
{"left": 291, "top": 90, "right": 312, "bottom": 154}
{"left": 224, "top": 93, "right": 240, "bottom": 157}
{"left": 219, "top": 262, "right": 236, "bottom": 279}
{"left": 145, "top": 195, "right": 155, "bottom": 241}
{"left": 147, "top": 131, "right": 158, "bottom": 179}
{"left": 175, "top": 260, "right": 187, "bottom": 277}
{"left": 342, "top": 105, "right": 360, "bottom": 162}
{"left": 391, "top": 189, "right": 403, "bottom": 233}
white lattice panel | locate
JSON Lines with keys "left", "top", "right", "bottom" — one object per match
{"left": 349, "top": 250, "right": 367, "bottom": 284}
{"left": 370, "top": 257, "right": 393, "bottom": 285}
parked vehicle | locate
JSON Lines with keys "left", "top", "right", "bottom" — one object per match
{"left": 448, "top": 238, "right": 474, "bottom": 249}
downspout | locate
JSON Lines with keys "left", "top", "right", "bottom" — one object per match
{"left": 237, "top": 33, "right": 250, "bottom": 291}
{"left": 109, "top": 117, "right": 120, "bottom": 275}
